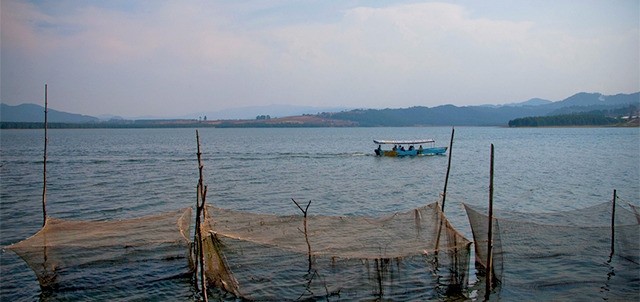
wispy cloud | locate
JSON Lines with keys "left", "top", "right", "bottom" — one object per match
{"left": 1, "top": 0, "right": 638, "bottom": 116}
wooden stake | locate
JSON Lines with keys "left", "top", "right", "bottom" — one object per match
{"left": 609, "top": 189, "right": 616, "bottom": 262}
{"left": 199, "top": 186, "right": 208, "bottom": 302}
{"left": 42, "top": 84, "right": 48, "bottom": 227}
{"left": 195, "top": 130, "right": 208, "bottom": 302}
{"left": 441, "top": 127, "right": 455, "bottom": 212}
{"left": 485, "top": 144, "right": 495, "bottom": 300}
{"left": 434, "top": 127, "right": 455, "bottom": 252}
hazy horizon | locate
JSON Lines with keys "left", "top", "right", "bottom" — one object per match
{"left": 2, "top": 0, "right": 638, "bottom": 117}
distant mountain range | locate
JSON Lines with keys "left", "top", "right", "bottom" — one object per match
{"left": 319, "top": 92, "right": 639, "bottom": 126}
{"left": 481, "top": 98, "right": 552, "bottom": 108}
{"left": 1, "top": 92, "right": 638, "bottom": 127}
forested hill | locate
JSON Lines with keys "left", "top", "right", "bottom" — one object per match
{"left": 319, "top": 105, "right": 551, "bottom": 126}
{"left": 2, "top": 91, "right": 638, "bottom": 127}
{"left": 320, "top": 92, "right": 639, "bottom": 126}
{"left": 1, "top": 103, "right": 98, "bottom": 123}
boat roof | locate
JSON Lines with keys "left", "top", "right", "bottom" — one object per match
{"left": 373, "top": 139, "right": 435, "bottom": 145}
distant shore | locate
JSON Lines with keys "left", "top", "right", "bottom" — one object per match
{"left": 0, "top": 115, "right": 357, "bottom": 129}
{"left": 2, "top": 111, "right": 639, "bottom": 129}
{"left": 2, "top": 120, "right": 638, "bottom": 129}
{"left": 507, "top": 113, "right": 638, "bottom": 128}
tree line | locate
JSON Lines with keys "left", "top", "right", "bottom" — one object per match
{"left": 508, "top": 113, "right": 621, "bottom": 127}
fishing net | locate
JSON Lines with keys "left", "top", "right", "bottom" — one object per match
{"left": 464, "top": 201, "right": 640, "bottom": 300}
{"left": 5, "top": 208, "right": 193, "bottom": 291}
{"left": 629, "top": 203, "right": 640, "bottom": 223}
{"left": 199, "top": 201, "right": 471, "bottom": 300}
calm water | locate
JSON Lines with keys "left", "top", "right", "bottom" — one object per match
{"left": 1, "top": 127, "right": 639, "bottom": 301}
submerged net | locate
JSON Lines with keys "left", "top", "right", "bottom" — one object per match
{"left": 6, "top": 208, "right": 193, "bottom": 292}
{"left": 464, "top": 201, "right": 640, "bottom": 300}
{"left": 200, "top": 201, "right": 471, "bottom": 300}
{"left": 629, "top": 203, "right": 640, "bottom": 223}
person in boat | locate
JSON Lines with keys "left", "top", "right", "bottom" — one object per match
{"left": 408, "top": 145, "right": 414, "bottom": 151}
{"left": 400, "top": 146, "right": 405, "bottom": 151}
{"left": 392, "top": 145, "right": 397, "bottom": 151}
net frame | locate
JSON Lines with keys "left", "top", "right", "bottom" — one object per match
{"left": 199, "top": 201, "right": 472, "bottom": 300}
{"left": 464, "top": 201, "right": 640, "bottom": 299}
{"left": 6, "top": 208, "right": 193, "bottom": 289}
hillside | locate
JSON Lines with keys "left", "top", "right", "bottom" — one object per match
{"left": 1, "top": 91, "right": 638, "bottom": 127}
{"left": 321, "top": 92, "right": 638, "bottom": 126}
{"left": 1, "top": 103, "right": 99, "bottom": 123}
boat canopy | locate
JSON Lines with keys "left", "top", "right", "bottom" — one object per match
{"left": 373, "top": 139, "right": 435, "bottom": 145}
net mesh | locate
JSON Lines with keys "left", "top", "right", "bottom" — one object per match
{"left": 464, "top": 201, "right": 640, "bottom": 300}
{"left": 629, "top": 203, "right": 640, "bottom": 223}
{"left": 200, "top": 201, "right": 471, "bottom": 300}
{"left": 6, "top": 208, "right": 193, "bottom": 290}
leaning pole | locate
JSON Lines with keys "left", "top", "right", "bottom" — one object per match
{"left": 441, "top": 127, "right": 455, "bottom": 212}
{"left": 42, "top": 84, "right": 48, "bottom": 227}
{"left": 485, "top": 144, "right": 495, "bottom": 300}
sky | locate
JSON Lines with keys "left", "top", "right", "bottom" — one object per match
{"left": 1, "top": 0, "right": 638, "bottom": 118}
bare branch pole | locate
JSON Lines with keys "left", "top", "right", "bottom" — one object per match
{"left": 485, "top": 144, "right": 495, "bottom": 300}
{"left": 292, "top": 198, "right": 313, "bottom": 271}
{"left": 42, "top": 84, "right": 48, "bottom": 227}
{"left": 195, "top": 130, "right": 208, "bottom": 302}
{"left": 608, "top": 189, "right": 616, "bottom": 262}
{"left": 292, "top": 198, "right": 311, "bottom": 215}
{"left": 40, "top": 84, "right": 52, "bottom": 288}
{"left": 193, "top": 152, "right": 201, "bottom": 282}
{"left": 441, "top": 127, "right": 455, "bottom": 212}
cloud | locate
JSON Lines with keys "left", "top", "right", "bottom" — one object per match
{"left": 264, "top": 2, "right": 617, "bottom": 105}
{"left": 1, "top": 0, "right": 638, "bottom": 116}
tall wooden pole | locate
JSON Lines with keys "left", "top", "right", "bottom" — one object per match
{"left": 485, "top": 144, "right": 495, "bottom": 300}
{"left": 441, "top": 127, "right": 455, "bottom": 212}
{"left": 434, "top": 127, "right": 455, "bottom": 252}
{"left": 609, "top": 189, "right": 616, "bottom": 262}
{"left": 195, "top": 130, "right": 208, "bottom": 302}
{"left": 42, "top": 84, "right": 48, "bottom": 227}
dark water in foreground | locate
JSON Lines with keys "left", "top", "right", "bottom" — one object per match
{"left": 1, "top": 127, "right": 639, "bottom": 301}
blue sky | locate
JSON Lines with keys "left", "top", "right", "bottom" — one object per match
{"left": 1, "top": 0, "right": 638, "bottom": 117}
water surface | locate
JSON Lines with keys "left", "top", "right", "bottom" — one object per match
{"left": 1, "top": 127, "right": 638, "bottom": 300}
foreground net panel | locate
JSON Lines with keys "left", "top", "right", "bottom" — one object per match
{"left": 6, "top": 208, "right": 193, "bottom": 294}
{"left": 201, "top": 202, "right": 471, "bottom": 300}
{"left": 464, "top": 202, "right": 639, "bottom": 300}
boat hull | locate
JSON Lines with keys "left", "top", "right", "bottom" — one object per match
{"left": 374, "top": 147, "right": 447, "bottom": 157}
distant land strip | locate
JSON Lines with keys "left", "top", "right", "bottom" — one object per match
{"left": 2, "top": 114, "right": 638, "bottom": 129}
{"left": 0, "top": 115, "right": 357, "bottom": 129}
{"left": 2, "top": 91, "right": 638, "bottom": 128}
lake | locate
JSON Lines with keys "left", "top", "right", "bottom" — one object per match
{"left": 1, "top": 127, "right": 638, "bottom": 301}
